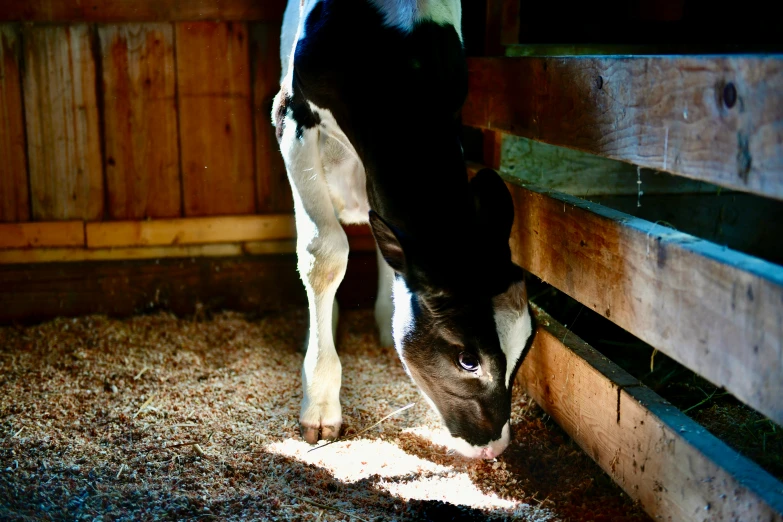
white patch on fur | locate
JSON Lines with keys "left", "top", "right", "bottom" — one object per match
{"left": 280, "top": 0, "right": 323, "bottom": 83}
{"left": 368, "top": 0, "right": 463, "bottom": 40}
{"left": 391, "top": 275, "right": 415, "bottom": 360}
{"left": 390, "top": 276, "right": 446, "bottom": 424}
{"left": 493, "top": 281, "right": 532, "bottom": 388}
{"left": 448, "top": 422, "right": 511, "bottom": 459}
{"left": 374, "top": 246, "right": 396, "bottom": 347}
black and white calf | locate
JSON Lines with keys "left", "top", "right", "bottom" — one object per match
{"left": 273, "top": 0, "right": 533, "bottom": 459}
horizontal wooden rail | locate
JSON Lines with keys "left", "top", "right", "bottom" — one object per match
{"left": 503, "top": 179, "right": 783, "bottom": 425}
{"left": 0, "top": 1, "right": 286, "bottom": 22}
{"left": 85, "top": 214, "right": 295, "bottom": 248}
{"left": 521, "top": 304, "right": 783, "bottom": 521}
{"left": 0, "top": 221, "right": 84, "bottom": 248}
{"left": 464, "top": 56, "right": 783, "bottom": 201}
{"left": 0, "top": 219, "right": 375, "bottom": 264}
{"left": 485, "top": 130, "right": 716, "bottom": 197}
{"left": 0, "top": 241, "right": 297, "bottom": 264}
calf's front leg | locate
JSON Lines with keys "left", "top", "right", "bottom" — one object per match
{"left": 278, "top": 110, "right": 348, "bottom": 443}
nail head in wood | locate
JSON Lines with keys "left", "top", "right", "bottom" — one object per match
{"left": 723, "top": 82, "right": 737, "bottom": 109}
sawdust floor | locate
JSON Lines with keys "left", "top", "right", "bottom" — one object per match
{"left": 0, "top": 308, "right": 651, "bottom": 521}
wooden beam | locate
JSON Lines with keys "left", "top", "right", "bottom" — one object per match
{"left": 497, "top": 133, "right": 716, "bottom": 196}
{"left": 0, "top": 24, "right": 29, "bottom": 222}
{"left": 85, "top": 215, "right": 295, "bottom": 248}
{"left": 499, "top": 0, "right": 520, "bottom": 47}
{"left": 98, "top": 23, "right": 181, "bottom": 219}
{"left": 0, "top": 250, "right": 378, "bottom": 324}
{"left": 463, "top": 56, "right": 783, "bottom": 201}
{"left": 0, "top": 255, "right": 306, "bottom": 325}
{"left": 0, "top": 221, "right": 375, "bottom": 264}
{"left": 23, "top": 25, "right": 104, "bottom": 220}
{"left": 520, "top": 304, "right": 783, "bottom": 521}
{"left": 0, "top": 243, "right": 245, "bottom": 264}
{"left": 0, "top": 0, "right": 286, "bottom": 23}
{"left": 176, "top": 22, "right": 256, "bottom": 216}
{"left": 590, "top": 192, "right": 783, "bottom": 266}
{"left": 0, "top": 221, "right": 84, "bottom": 249}
{"left": 506, "top": 181, "right": 783, "bottom": 425}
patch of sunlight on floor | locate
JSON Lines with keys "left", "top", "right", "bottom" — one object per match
{"left": 266, "top": 428, "right": 519, "bottom": 511}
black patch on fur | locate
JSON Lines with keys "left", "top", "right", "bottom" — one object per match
{"left": 273, "top": 87, "right": 322, "bottom": 142}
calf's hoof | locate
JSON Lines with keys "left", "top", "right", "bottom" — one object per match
{"left": 301, "top": 422, "right": 341, "bottom": 444}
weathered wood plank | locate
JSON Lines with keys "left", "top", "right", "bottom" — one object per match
{"left": 0, "top": 251, "right": 378, "bottom": 324}
{"left": 498, "top": 133, "right": 716, "bottom": 196}
{"left": 499, "top": 0, "right": 520, "bottom": 47}
{"left": 250, "top": 23, "right": 291, "bottom": 214}
{"left": 99, "top": 23, "right": 181, "bottom": 219}
{"left": 521, "top": 304, "right": 783, "bottom": 521}
{"left": 0, "top": 220, "right": 376, "bottom": 263}
{"left": 506, "top": 181, "right": 783, "bottom": 425}
{"left": 86, "top": 215, "right": 295, "bottom": 248}
{"left": 0, "top": 255, "right": 306, "bottom": 325}
{"left": 176, "top": 22, "right": 256, "bottom": 216}
{"left": 464, "top": 56, "right": 783, "bottom": 201}
{"left": 23, "top": 25, "right": 104, "bottom": 221}
{"left": 591, "top": 192, "right": 783, "bottom": 266}
{"left": 0, "top": 243, "right": 244, "bottom": 264}
{"left": 0, "top": 0, "right": 286, "bottom": 23}
{"left": 0, "top": 221, "right": 84, "bottom": 249}
{"left": 0, "top": 25, "right": 29, "bottom": 222}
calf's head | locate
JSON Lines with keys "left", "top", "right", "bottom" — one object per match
{"left": 369, "top": 169, "right": 533, "bottom": 459}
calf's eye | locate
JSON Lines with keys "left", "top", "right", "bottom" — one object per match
{"left": 458, "top": 352, "right": 480, "bottom": 372}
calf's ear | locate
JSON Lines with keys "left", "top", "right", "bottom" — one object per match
{"left": 471, "top": 168, "right": 526, "bottom": 290}
{"left": 369, "top": 210, "right": 407, "bottom": 274}
{"left": 470, "top": 168, "right": 514, "bottom": 241}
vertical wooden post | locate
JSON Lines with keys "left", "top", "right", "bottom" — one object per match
{"left": 484, "top": 0, "right": 520, "bottom": 56}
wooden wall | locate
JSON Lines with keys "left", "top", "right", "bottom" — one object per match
{"left": 0, "top": 0, "right": 377, "bottom": 317}
{"left": 0, "top": 19, "right": 289, "bottom": 225}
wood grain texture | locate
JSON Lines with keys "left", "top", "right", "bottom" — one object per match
{"left": 23, "top": 25, "right": 104, "bottom": 221}
{"left": 0, "top": 221, "right": 84, "bottom": 248}
{"left": 499, "top": 0, "right": 520, "bottom": 47}
{"left": 0, "top": 25, "right": 29, "bottom": 222}
{"left": 86, "top": 214, "right": 295, "bottom": 248}
{"left": 464, "top": 56, "right": 783, "bottom": 200}
{"left": 0, "top": 255, "right": 306, "bottom": 325}
{"left": 0, "top": 252, "right": 378, "bottom": 324}
{"left": 499, "top": 133, "right": 716, "bottom": 196}
{"left": 507, "top": 182, "right": 783, "bottom": 425}
{"left": 592, "top": 192, "right": 783, "bottom": 266}
{"left": 521, "top": 304, "right": 783, "bottom": 521}
{"left": 250, "top": 23, "right": 291, "bottom": 214}
{"left": 176, "top": 22, "right": 256, "bottom": 216}
{"left": 0, "top": 0, "right": 286, "bottom": 22}
{"left": 0, "top": 243, "right": 244, "bottom": 264}
{"left": 99, "top": 24, "right": 180, "bottom": 219}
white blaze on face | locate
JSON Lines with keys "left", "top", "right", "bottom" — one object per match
{"left": 390, "top": 276, "right": 448, "bottom": 424}
{"left": 391, "top": 275, "right": 415, "bottom": 362}
{"left": 493, "top": 281, "right": 532, "bottom": 389}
